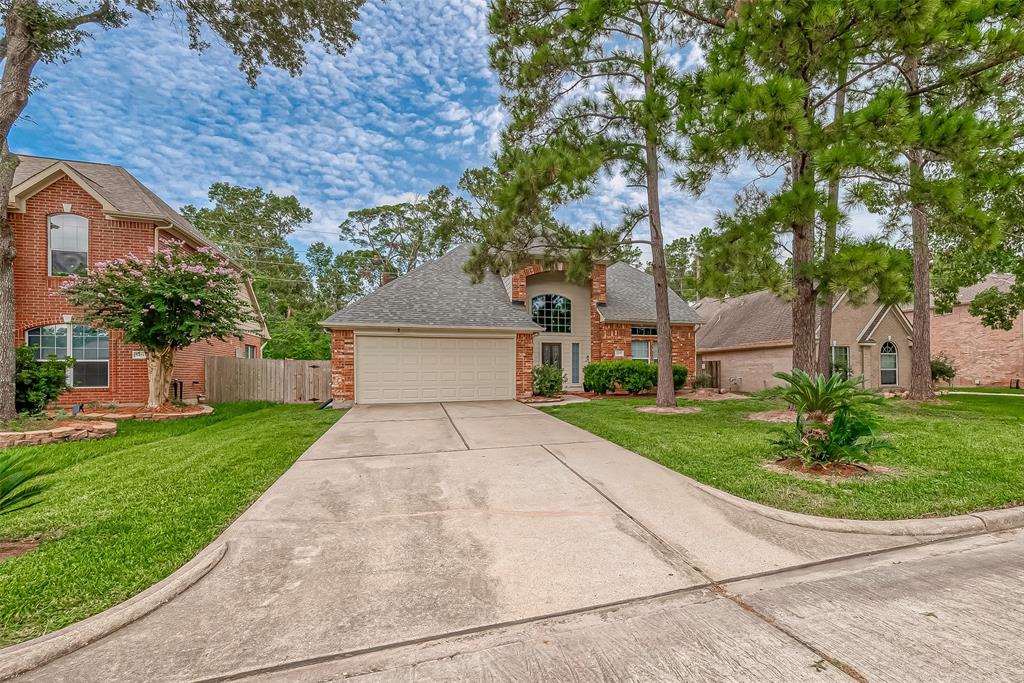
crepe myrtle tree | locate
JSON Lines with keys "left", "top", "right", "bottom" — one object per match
{"left": 0, "top": 0, "right": 365, "bottom": 419}
{"left": 61, "top": 244, "right": 252, "bottom": 408}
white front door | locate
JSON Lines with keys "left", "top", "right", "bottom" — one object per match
{"left": 355, "top": 335, "right": 515, "bottom": 404}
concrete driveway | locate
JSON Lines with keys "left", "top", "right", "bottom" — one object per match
{"left": 15, "top": 400, "right": 1016, "bottom": 682}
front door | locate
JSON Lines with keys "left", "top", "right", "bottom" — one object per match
{"left": 541, "top": 342, "right": 562, "bottom": 368}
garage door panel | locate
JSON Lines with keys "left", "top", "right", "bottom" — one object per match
{"left": 356, "top": 335, "right": 515, "bottom": 404}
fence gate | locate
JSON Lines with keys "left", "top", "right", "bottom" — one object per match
{"left": 205, "top": 357, "right": 332, "bottom": 403}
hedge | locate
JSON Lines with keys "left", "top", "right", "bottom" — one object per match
{"left": 583, "top": 360, "right": 688, "bottom": 395}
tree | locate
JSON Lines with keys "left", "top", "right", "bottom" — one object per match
{"left": 662, "top": 236, "right": 700, "bottom": 301}
{"left": 467, "top": 0, "right": 729, "bottom": 407}
{"left": 62, "top": 244, "right": 251, "bottom": 408}
{"left": 339, "top": 186, "right": 479, "bottom": 287}
{"left": 0, "top": 0, "right": 366, "bottom": 420}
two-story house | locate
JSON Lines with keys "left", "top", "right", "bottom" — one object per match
{"left": 9, "top": 154, "right": 268, "bottom": 405}
{"left": 321, "top": 244, "right": 700, "bottom": 405}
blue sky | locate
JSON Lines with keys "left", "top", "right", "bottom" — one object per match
{"left": 14, "top": 0, "right": 874, "bottom": 258}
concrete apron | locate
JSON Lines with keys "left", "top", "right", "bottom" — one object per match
{"left": 13, "top": 400, "right": 930, "bottom": 682}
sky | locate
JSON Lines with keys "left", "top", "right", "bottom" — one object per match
{"left": 14, "top": 0, "right": 875, "bottom": 259}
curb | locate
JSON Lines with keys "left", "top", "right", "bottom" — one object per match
{"left": 0, "top": 542, "right": 228, "bottom": 681}
{"left": 690, "top": 481, "right": 1024, "bottom": 537}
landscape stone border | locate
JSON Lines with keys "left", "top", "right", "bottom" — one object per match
{"left": 74, "top": 404, "right": 214, "bottom": 422}
{"left": 0, "top": 421, "right": 116, "bottom": 449}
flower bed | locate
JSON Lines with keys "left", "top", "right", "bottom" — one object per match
{"left": 0, "top": 421, "right": 117, "bottom": 448}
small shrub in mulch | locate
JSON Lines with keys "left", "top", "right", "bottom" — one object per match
{"left": 635, "top": 406, "right": 702, "bottom": 415}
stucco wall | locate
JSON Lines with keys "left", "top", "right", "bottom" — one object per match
{"left": 525, "top": 271, "right": 592, "bottom": 368}
{"left": 828, "top": 298, "right": 911, "bottom": 388}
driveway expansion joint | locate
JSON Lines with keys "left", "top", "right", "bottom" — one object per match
{"left": 439, "top": 402, "right": 471, "bottom": 450}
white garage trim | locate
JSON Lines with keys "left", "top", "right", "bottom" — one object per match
{"left": 355, "top": 333, "right": 516, "bottom": 404}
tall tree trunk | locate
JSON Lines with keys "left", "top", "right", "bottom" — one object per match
{"left": 816, "top": 73, "right": 847, "bottom": 376}
{"left": 639, "top": 3, "right": 675, "bottom": 407}
{"left": 905, "top": 56, "right": 935, "bottom": 401}
{"left": 0, "top": 2, "right": 42, "bottom": 420}
{"left": 791, "top": 151, "right": 817, "bottom": 373}
{"left": 146, "top": 347, "right": 176, "bottom": 409}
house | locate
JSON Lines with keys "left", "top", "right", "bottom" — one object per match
{"left": 9, "top": 154, "right": 268, "bottom": 404}
{"left": 321, "top": 245, "right": 700, "bottom": 405}
{"left": 905, "top": 274, "right": 1023, "bottom": 387}
{"left": 693, "top": 290, "right": 913, "bottom": 392}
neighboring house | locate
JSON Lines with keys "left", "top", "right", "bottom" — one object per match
{"left": 9, "top": 154, "right": 268, "bottom": 405}
{"left": 321, "top": 244, "right": 700, "bottom": 405}
{"left": 693, "top": 290, "right": 913, "bottom": 392}
{"left": 904, "top": 274, "right": 1024, "bottom": 387}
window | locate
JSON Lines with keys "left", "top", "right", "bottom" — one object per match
{"left": 831, "top": 346, "right": 850, "bottom": 379}
{"left": 27, "top": 324, "right": 109, "bottom": 388}
{"left": 541, "top": 342, "right": 562, "bottom": 368}
{"left": 880, "top": 341, "right": 898, "bottom": 386}
{"left": 631, "top": 339, "right": 658, "bottom": 363}
{"left": 531, "top": 294, "right": 571, "bottom": 333}
{"left": 48, "top": 214, "right": 89, "bottom": 275}
{"left": 631, "top": 326, "right": 657, "bottom": 336}
{"left": 571, "top": 342, "right": 580, "bottom": 384}
{"left": 245, "top": 344, "right": 257, "bottom": 359}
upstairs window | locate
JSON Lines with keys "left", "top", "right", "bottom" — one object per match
{"left": 26, "top": 324, "right": 109, "bottom": 388}
{"left": 631, "top": 326, "right": 657, "bottom": 336}
{"left": 48, "top": 214, "right": 89, "bottom": 276}
{"left": 531, "top": 294, "right": 571, "bottom": 333}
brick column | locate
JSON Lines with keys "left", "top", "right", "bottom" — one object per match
{"left": 331, "top": 329, "right": 355, "bottom": 404}
{"left": 515, "top": 333, "right": 534, "bottom": 399}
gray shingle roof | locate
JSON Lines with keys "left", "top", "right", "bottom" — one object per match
{"left": 694, "top": 290, "right": 793, "bottom": 350}
{"left": 13, "top": 155, "right": 217, "bottom": 250}
{"left": 601, "top": 263, "right": 702, "bottom": 324}
{"left": 322, "top": 245, "right": 542, "bottom": 330}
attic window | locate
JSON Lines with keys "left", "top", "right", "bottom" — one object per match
{"left": 531, "top": 294, "right": 571, "bottom": 333}
{"left": 49, "top": 214, "right": 88, "bottom": 276}
{"left": 631, "top": 326, "right": 657, "bottom": 336}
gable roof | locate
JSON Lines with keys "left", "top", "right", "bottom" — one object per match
{"left": 694, "top": 290, "right": 793, "bottom": 351}
{"left": 321, "top": 245, "right": 542, "bottom": 331}
{"left": 599, "top": 263, "right": 702, "bottom": 324}
{"left": 10, "top": 155, "right": 217, "bottom": 250}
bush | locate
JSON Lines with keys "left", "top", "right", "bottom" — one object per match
{"left": 15, "top": 345, "right": 74, "bottom": 415}
{"left": 0, "top": 451, "right": 53, "bottom": 516}
{"left": 691, "top": 372, "right": 714, "bottom": 390}
{"left": 931, "top": 354, "right": 956, "bottom": 384}
{"left": 532, "top": 363, "right": 564, "bottom": 397}
{"left": 672, "top": 364, "right": 688, "bottom": 390}
{"left": 583, "top": 360, "right": 657, "bottom": 394}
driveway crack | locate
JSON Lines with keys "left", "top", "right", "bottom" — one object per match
{"left": 439, "top": 402, "right": 471, "bottom": 450}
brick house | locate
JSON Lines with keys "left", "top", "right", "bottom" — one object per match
{"left": 904, "top": 274, "right": 1024, "bottom": 388}
{"left": 9, "top": 155, "right": 268, "bottom": 405}
{"left": 693, "top": 290, "right": 913, "bottom": 392}
{"left": 321, "top": 245, "right": 700, "bottom": 405}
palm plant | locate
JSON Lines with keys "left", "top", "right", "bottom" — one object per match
{"left": 0, "top": 452, "right": 52, "bottom": 516}
{"left": 768, "top": 369, "right": 883, "bottom": 423}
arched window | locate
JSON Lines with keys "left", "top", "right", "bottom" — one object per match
{"left": 531, "top": 294, "right": 572, "bottom": 333}
{"left": 26, "top": 324, "right": 109, "bottom": 388}
{"left": 48, "top": 214, "right": 89, "bottom": 275}
{"left": 880, "top": 340, "right": 898, "bottom": 386}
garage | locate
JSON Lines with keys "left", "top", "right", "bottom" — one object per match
{"left": 355, "top": 335, "right": 515, "bottom": 404}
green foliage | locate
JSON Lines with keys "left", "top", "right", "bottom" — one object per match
{"left": 531, "top": 363, "right": 564, "bottom": 397}
{"left": 764, "top": 370, "right": 884, "bottom": 421}
{"left": 691, "top": 372, "right": 714, "bottom": 390}
{"left": 931, "top": 355, "right": 956, "bottom": 384}
{"left": 261, "top": 314, "right": 331, "bottom": 360}
{"left": 61, "top": 244, "right": 250, "bottom": 353}
{"left": 14, "top": 346, "right": 73, "bottom": 415}
{"left": 0, "top": 452, "right": 52, "bottom": 516}
{"left": 672, "top": 364, "right": 688, "bottom": 391}
{"left": 583, "top": 360, "right": 658, "bottom": 395}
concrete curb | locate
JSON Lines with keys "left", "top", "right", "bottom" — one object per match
{"left": 690, "top": 481, "right": 1024, "bottom": 537}
{"left": 0, "top": 541, "right": 228, "bottom": 681}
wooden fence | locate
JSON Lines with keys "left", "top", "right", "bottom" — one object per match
{"left": 205, "top": 357, "right": 332, "bottom": 404}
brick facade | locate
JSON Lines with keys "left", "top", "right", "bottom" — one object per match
{"left": 514, "top": 332, "right": 534, "bottom": 399}
{"left": 330, "top": 329, "right": 355, "bottom": 402}
{"left": 923, "top": 305, "right": 1024, "bottom": 387}
{"left": 11, "top": 172, "right": 263, "bottom": 405}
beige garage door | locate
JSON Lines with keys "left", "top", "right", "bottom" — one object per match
{"left": 355, "top": 335, "right": 515, "bottom": 404}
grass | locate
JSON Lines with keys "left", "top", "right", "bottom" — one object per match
{"left": 0, "top": 414, "right": 70, "bottom": 432}
{"left": 939, "top": 386, "right": 1024, "bottom": 394}
{"left": 542, "top": 394, "right": 1024, "bottom": 521}
{"left": 0, "top": 402, "right": 341, "bottom": 646}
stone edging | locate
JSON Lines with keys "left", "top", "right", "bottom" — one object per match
{"left": 0, "top": 542, "right": 228, "bottom": 681}
{"left": 690, "top": 480, "right": 1024, "bottom": 537}
{"left": 77, "top": 404, "right": 215, "bottom": 422}
{"left": 0, "top": 421, "right": 116, "bottom": 449}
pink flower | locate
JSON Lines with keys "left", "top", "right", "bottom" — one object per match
{"left": 191, "top": 299, "right": 201, "bottom": 306}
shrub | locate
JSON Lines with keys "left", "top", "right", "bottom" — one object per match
{"left": 582, "top": 360, "right": 657, "bottom": 394}
{"left": 15, "top": 345, "right": 74, "bottom": 415}
{"left": 0, "top": 451, "right": 53, "bottom": 516}
{"left": 763, "top": 369, "right": 883, "bottom": 423}
{"left": 931, "top": 354, "right": 956, "bottom": 384}
{"left": 691, "top": 372, "right": 714, "bottom": 390}
{"left": 532, "top": 363, "right": 564, "bottom": 397}
{"left": 672, "top": 364, "right": 688, "bottom": 390}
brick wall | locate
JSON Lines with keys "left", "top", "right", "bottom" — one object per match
{"left": 515, "top": 332, "right": 534, "bottom": 399}
{"left": 926, "top": 305, "right": 1024, "bottom": 387}
{"left": 510, "top": 264, "right": 544, "bottom": 302}
{"left": 671, "top": 325, "right": 697, "bottom": 377}
{"left": 331, "top": 329, "right": 355, "bottom": 402}
{"left": 11, "top": 173, "right": 263, "bottom": 405}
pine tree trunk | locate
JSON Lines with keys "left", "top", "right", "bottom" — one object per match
{"left": 816, "top": 74, "right": 846, "bottom": 377}
{"left": 791, "top": 152, "right": 817, "bottom": 374}
{"left": 639, "top": 2, "right": 675, "bottom": 408}
{"left": 0, "top": 3, "right": 42, "bottom": 420}
{"left": 905, "top": 56, "right": 935, "bottom": 401}
{"left": 146, "top": 347, "right": 176, "bottom": 409}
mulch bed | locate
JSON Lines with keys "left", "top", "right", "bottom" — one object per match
{"left": 59, "top": 404, "right": 214, "bottom": 421}
{"left": 762, "top": 458, "right": 898, "bottom": 481}
{"left": 0, "top": 539, "right": 40, "bottom": 562}
{"left": 635, "top": 406, "right": 703, "bottom": 415}
{"left": 747, "top": 410, "right": 798, "bottom": 423}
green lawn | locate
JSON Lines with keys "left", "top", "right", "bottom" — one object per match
{"left": 940, "top": 386, "right": 1024, "bottom": 394}
{"left": 542, "top": 394, "right": 1024, "bottom": 521}
{"left": 0, "top": 402, "right": 341, "bottom": 646}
